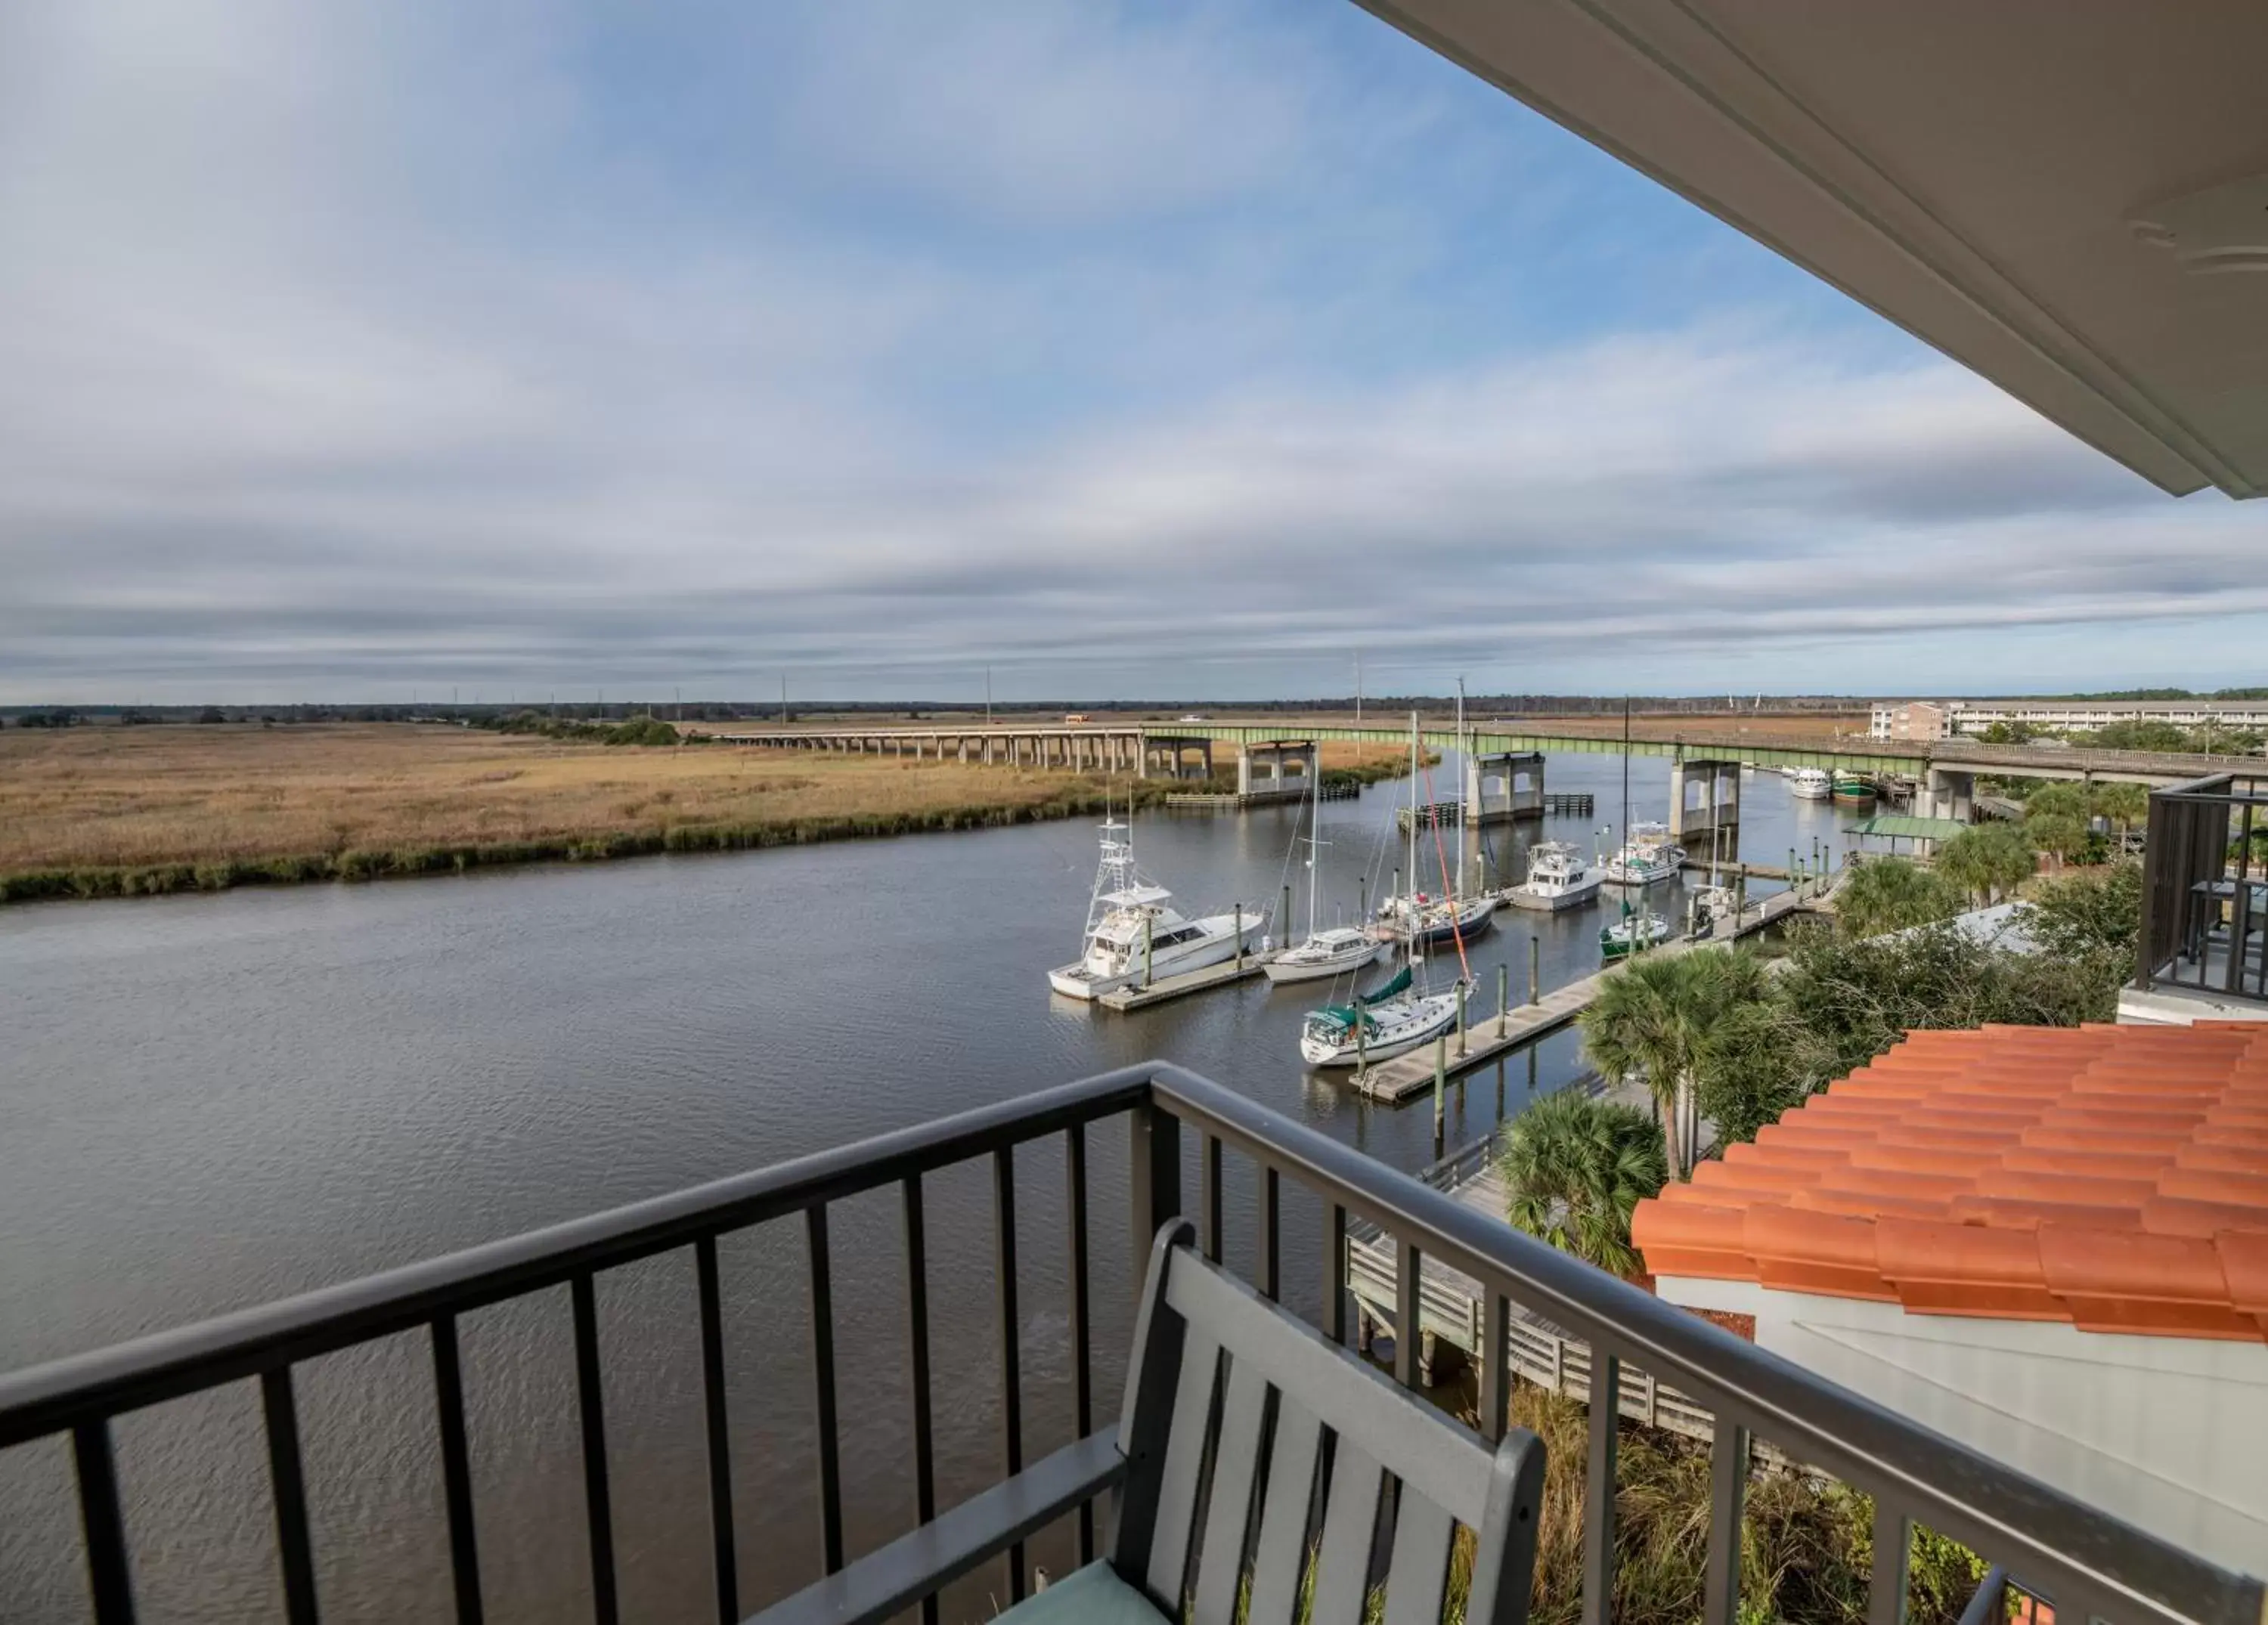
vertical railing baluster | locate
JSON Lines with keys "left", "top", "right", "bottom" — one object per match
{"left": 260, "top": 1367, "right": 321, "bottom": 1625}
{"left": 1393, "top": 1239, "right": 1421, "bottom": 1390}
{"left": 1201, "top": 1134, "right": 1223, "bottom": 1264}
{"left": 1479, "top": 1287, "right": 1509, "bottom": 1441}
{"left": 1582, "top": 1352, "right": 1620, "bottom": 1625}
{"left": 1130, "top": 1098, "right": 1181, "bottom": 1280}
{"left": 73, "top": 1420, "right": 135, "bottom": 1625}
{"left": 1322, "top": 1202, "right": 1346, "bottom": 1345}
{"left": 1064, "top": 1127, "right": 1095, "bottom": 1566}
{"left": 429, "top": 1314, "right": 485, "bottom": 1625}
{"left": 993, "top": 1147, "right": 1025, "bottom": 1602}
{"left": 694, "top": 1237, "right": 739, "bottom": 1624}
{"left": 569, "top": 1273, "right": 618, "bottom": 1625}
{"left": 806, "top": 1206, "right": 844, "bottom": 1577}
{"left": 1257, "top": 1165, "right": 1280, "bottom": 1302}
{"left": 1703, "top": 1418, "right": 1749, "bottom": 1625}
{"left": 902, "top": 1175, "right": 939, "bottom": 1625}
{"left": 1870, "top": 1500, "right": 1911, "bottom": 1625}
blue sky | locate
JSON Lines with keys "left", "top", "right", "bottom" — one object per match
{"left": 2, "top": 0, "right": 2261, "bottom": 703}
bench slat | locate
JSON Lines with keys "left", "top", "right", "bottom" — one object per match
{"left": 1312, "top": 1441, "right": 1383, "bottom": 1625}
{"left": 1145, "top": 1328, "right": 1221, "bottom": 1608}
{"left": 1245, "top": 1397, "right": 1321, "bottom": 1625}
{"left": 1192, "top": 1357, "right": 1269, "bottom": 1625}
{"left": 1383, "top": 1490, "right": 1455, "bottom": 1625}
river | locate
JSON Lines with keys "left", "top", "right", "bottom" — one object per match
{"left": 0, "top": 753, "right": 1864, "bottom": 1622}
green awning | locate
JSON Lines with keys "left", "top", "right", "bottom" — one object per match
{"left": 1845, "top": 813, "right": 1971, "bottom": 840}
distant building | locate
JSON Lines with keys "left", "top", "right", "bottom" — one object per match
{"left": 1870, "top": 697, "right": 2268, "bottom": 739}
{"left": 1868, "top": 699, "right": 1954, "bottom": 740}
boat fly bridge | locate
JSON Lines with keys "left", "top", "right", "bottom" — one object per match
{"left": 1047, "top": 812, "right": 1266, "bottom": 1002}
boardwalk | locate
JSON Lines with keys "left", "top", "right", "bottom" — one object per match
{"left": 1092, "top": 952, "right": 1277, "bottom": 1011}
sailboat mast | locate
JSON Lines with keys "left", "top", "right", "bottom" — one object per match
{"left": 1407, "top": 711, "right": 1420, "bottom": 933}
{"left": 1455, "top": 677, "right": 1467, "bottom": 899}
{"left": 1305, "top": 740, "right": 1321, "bottom": 938}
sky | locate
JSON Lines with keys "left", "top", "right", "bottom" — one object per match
{"left": 2, "top": 0, "right": 2263, "bottom": 705}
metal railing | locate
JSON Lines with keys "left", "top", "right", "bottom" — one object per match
{"left": 2137, "top": 771, "right": 2268, "bottom": 1004}
{"left": 2, "top": 1063, "right": 2260, "bottom": 1625}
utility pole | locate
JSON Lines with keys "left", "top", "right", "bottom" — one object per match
{"left": 985, "top": 667, "right": 993, "bottom": 728}
{"left": 780, "top": 675, "right": 789, "bottom": 726}
{"left": 1355, "top": 652, "right": 1362, "bottom": 726}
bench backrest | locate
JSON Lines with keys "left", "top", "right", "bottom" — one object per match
{"left": 1111, "top": 1221, "right": 1545, "bottom": 1625}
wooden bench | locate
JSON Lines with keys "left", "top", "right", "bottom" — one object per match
{"left": 752, "top": 1218, "right": 1547, "bottom": 1625}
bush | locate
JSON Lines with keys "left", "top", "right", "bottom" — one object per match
{"left": 1833, "top": 857, "right": 1966, "bottom": 939}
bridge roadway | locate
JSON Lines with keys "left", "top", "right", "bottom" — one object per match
{"left": 714, "top": 719, "right": 2242, "bottom": 785}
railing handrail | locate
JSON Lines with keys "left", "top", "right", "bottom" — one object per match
{"left": 1142, "top": 1065, "right": 2262, "bottom": 1625}
{"left": 0, "top": 1066, "right": 1152, "bottom": 1449}
{"left": 5, "top": 1062, "right": 2259, "bottom": 1625}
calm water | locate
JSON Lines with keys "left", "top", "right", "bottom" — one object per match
{"left": 0, "top": 755, "right": 1861, "bottom": 1622}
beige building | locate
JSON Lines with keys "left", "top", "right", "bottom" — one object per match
{"left": 1868, "top": 700, "right": 1955, "bottom": 741}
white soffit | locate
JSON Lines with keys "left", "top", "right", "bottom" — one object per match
{"left": 1361, "top": 0, "right": 2268, "bottom": 499}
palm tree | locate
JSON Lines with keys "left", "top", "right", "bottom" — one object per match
{"left": 1500, "top": 1088, "right": 1668, "bottom": 1274}
{"left": 1579, "top": 949, "right": 1764, "bottom": 1179}
{"left": 2091, "top": 782, "right": 2149, "bottom": 853}
{"left": 1833, "top": 856, "right": 1966, "bottom": 938}
{"left": 1935, "top": 824, "right": 2037, "bottom": 906}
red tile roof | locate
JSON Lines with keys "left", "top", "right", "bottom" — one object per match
{"left": 1631, "top": 1023, "right": 2268, "bottom": 1341}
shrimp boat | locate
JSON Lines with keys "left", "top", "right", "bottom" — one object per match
{"left": 1297, "top": 965, "right": 1463, "bottom": 1068}
{"left": 1501, "top": 840, "right": 1603, "bottom": 912}
{"left": 1047, "top": 812, "right": 1265, "bottom": 1000}
{"left": 1831, "top": 776, "right": 1879, "bottom": 807}
{"left": 1600, "top": 903, "right": 1672, "bottom": 961}
{"left": 1788, "top": 767, "right": 1833, "bottom": 800}
{"left": 1603, "top": 821, "right": 1685, "bottom": 887}
{"left": 1266, "top": 758, "right": 1388, "bottom": 984}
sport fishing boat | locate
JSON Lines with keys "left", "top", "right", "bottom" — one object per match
{"left": 1788, "top": 767, "right": 1833, "bottom": 800}
{"left": 1047, "top": 812, "right": 1265, "bottom": 1000}
{"left": 1603, "top": 821, "right": 1685, "bottom": 887}
{"left": 1600, "top": 905, "right": 1672, "bottom": 960}
{"left": 1266, "top": 764, "right": 1388, "bottom": 984}
{"left": 1500, "top": 840, "right": 1603, "bottom": 913}
{"left": 1297, "top": 964, "right": 1464, "bottom": 1068}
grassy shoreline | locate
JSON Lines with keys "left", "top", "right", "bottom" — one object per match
{"left": 0, "top": 725, "right": 1414, "bottom": 906}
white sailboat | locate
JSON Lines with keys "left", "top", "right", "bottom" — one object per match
{"left": 1047, "top": 803, "right": 1265, "bottom": 1000}
{"left": 1600, "top": 904, "right": 1672, "bottom": 959}
{"left": 1501, "top": 839, "right": 1603, "bottom": 912}
{"left": 1603, "top": 820, "right": 1685, "bottom": 887}
{"left": 1297, "top": 964, "right": 1462, "bottom": 1067}
{"left": 1265, "top": 757, "right": 1387, "bottom": 985}
{"left": 1375, "top": 701, "right": 1497, "bottom": 947}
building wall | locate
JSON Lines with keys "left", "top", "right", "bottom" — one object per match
{"left": 1655, "top": 1274, "right": 2268, "bottom": 1574}
{"left": 1869, "top": 701, "right": 1952, "bottom": 741}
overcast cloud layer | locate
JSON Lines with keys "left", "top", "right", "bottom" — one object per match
{"left": 2, "top": 0, "right": 2259, "bottom": 704}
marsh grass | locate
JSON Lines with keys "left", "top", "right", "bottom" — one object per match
{"left": 0, "top": 724, "right": 1406, "bottom": 903}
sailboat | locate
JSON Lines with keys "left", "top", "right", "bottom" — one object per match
{"left": 1297, "top": 964, "right": 1463, "bottom": 1067}
{"left": 1374, "top": 700, "right": 1496, "bottom": 946}
{"left": 1046, "top": 799, "right": 1266, "bottom": 999}
{"left": 1265, "top": 755, "right": 1388, "bottom": 985}
{"left": 1600, "top": 899, "right": 1672, "bottom": 960}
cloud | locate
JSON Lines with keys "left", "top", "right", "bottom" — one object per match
{"left": 0, "top": 1, "right": 2255, "bottom": 704}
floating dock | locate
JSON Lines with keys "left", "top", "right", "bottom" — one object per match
{"left": 1351, "top": 966, "right": 1620, "bottom": 1102}
{"left": 1095, "top": 951, "right": 1278, "bottom": 1011}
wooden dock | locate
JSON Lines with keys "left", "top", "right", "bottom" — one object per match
{"left": 1350, "top": 871, "right": 1840, "bottom": 1102}
{"left": 1352, "top": 967, "right": 1616, "bottom": 1103}
{"left": 1095, "top": 951, "right": 1278, "bottom": 1011}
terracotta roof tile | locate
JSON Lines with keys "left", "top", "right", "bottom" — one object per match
{"left": 1632, "top": 1023, "right": 2268, "bottom": 1341}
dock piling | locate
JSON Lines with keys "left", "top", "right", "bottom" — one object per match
{"left": 1529, "top": 936, "right": 1540, "bottom": 1006}
{"left": 1497, "top": 964, "right": 1508, "bottom": 1037}
{"left": 1457, "top": 983, "right": 1468, "bottom": 1058}
{"left": 1433, "top": 1033, "right": 1447, "bottom": 1148}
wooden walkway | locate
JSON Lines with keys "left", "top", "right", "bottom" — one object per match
{"left": 1095, "top": 952, "right": 1278, "bottom": 1011}
{"left": 1343, "top": 1138, "right": 1715, "bottom": 1441}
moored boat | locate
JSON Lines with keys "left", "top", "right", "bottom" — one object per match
{"left": 1600, "top": 907, "right": 1672, "bottom": 960}
{"left": 1047, "top": 814, "right": 1264, "bottom": 999}
{"left": 1603, "top": 821, "right": 1685, "bottom": 887}
{"left": 1501, "top": 840, "right": 1603, "bottom": 912}
{"left": 1832, "top": 776, "right": 1878, "bottom": 806}
{"left": 1267, "top": 740, "right": 1391, "bottom": 984}
{"left": 1297, "top": 966, "right": 1464, "bottom": 1067}
{"left": 1789, "top": 767, "right": 1833, "bottom": 800}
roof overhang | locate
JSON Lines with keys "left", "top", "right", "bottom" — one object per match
{"left": 1359, "top": 0, "right": 2268, "bottom": 498}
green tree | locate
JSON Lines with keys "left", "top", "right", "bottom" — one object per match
{"left": 1579, "top": 949, "right": 1766, "bottom": 1178}
{"left": 1935, "top": 824, "right": 2036, "bottom": 905}
{"left": 1694, "top": 997, "right": 1837, "bottom": 1148}
{"left": 2023, "top": 861, "right": 2143, "bottom": 960}
{"left": 2020, "top": 782, "right": 2089, "bottom": 824}
{"left": 2026, "top": 812, "right": 2090, "bottom": 866}
{"left": 1499, "top": 1088, "right": 1667, "bottom": 1275}
{"left": 1833, "top": 856, "right": 1967, "bottom": 939}
{"left": 2090, "top": 782, "right": 2149, "bottom": 850}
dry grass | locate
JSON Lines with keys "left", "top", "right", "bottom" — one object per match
{"left": 0, "top": 724, "right": 1410, "bottom": 899}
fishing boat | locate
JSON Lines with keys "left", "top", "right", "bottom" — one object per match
{"left": 1297, "top": 965, "right": 1463, "bottom": 1067}
{"left": 1603, "top": 821, "right": 1685, "bottom": 887}
{"left": 1047, "top": 812, "right": 1265, "bottom": 999}
{"left": 1831, "top": 776, "right": 1878, "bottom": 806}
{"left": 1600, "top": 905, "right": 1672, "bottom": 960}
{"left": 1501, "top": 840, "right": 1603, "bottom": 912}
{"left": 1266, "top": 761, "right": 1389, "bottom": 984}
{"left": 1788, "top": 767, "right": 1833, "bottom": 800}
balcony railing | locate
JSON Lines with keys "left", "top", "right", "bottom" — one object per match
{"left": 0, "top": 1063, "right": 2258, "bottom": 1625}
{"left": 2138, "top": 771, "right": 2268, "bottom": 1004}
